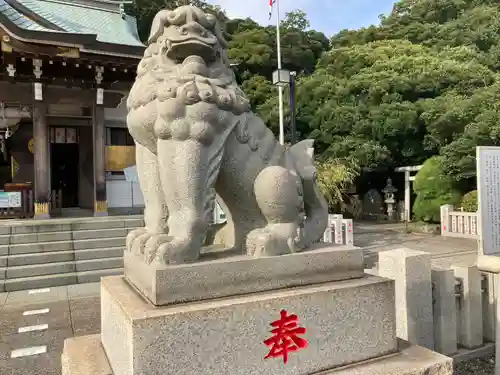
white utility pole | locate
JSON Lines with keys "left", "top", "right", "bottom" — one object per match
{"left": 275, "top": 0, "right": 285, "bottom": 145}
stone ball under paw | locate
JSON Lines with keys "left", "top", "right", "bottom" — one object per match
{"left": 254, "top": 166, "right": 301, "bottom": 223}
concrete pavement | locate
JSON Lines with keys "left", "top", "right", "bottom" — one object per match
{"left": 0, "top": 283, "right": 100, "bottom": 375}
{"left": 354, "top": 223, "right": 478, "bottom": 268}
{"left": 0, "top": 223, "right": 479, "bottom": 375}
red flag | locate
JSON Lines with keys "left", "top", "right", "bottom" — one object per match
{"left": 269, "top": 0, "right": 276, "bottom": 19}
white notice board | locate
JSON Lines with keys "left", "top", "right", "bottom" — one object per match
{"left": 477, "top": 146, "right": 500, "bottom": 255}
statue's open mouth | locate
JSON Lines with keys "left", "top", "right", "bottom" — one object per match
{"left": 167, "top": 38, "right": 216, "bottom": 62}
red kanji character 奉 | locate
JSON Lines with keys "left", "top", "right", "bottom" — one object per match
{"left": 264, "top": 309, "right": 308, "bottom": 364}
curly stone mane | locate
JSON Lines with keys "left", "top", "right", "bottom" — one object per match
{"left": 127, "top": 7, "right": 250, "bottom": 117}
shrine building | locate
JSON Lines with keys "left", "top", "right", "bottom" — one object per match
{"left": 0, "top": 0, "right": 145, "bottom": 219}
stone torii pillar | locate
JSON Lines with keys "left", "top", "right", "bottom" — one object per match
{"left": 93, "top": 66, "right": 107, "bottom": 216}
{"left": 32, "top": 59, "right": 50, "bottom": 219}
{"left": 395, "top": 165, "right": 422, "bottom": 222}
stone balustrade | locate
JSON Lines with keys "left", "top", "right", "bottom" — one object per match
{"left": 440, "top": 204, "right": 478, "bottom": 239}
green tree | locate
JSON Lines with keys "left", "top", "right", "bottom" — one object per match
{"left": 460, "top": 190, "right": 478, "bottom": 212}
{"left": 286, "top": 40, "right": 493, "bottom": 168}
{"left": 228, "top": 11, "right": 329, "bottom": 78}
{"left": 129, "top": 0, "right": 500, "bottom": 186}
{"left": 305, "top": 0, "right": 500, "bottom": 178}
{"left": 412, "top": 157, "right": 462, "bottom": 222}
{"left": 281, "top": 10, "right": 310, "bottom": 31}
{"left": 227, "top": 10, "right": 328, "bottom": 115}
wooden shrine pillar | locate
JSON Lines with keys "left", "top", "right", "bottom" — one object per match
{"left": 32, "top": 84, "right": 50, "bottom": 219}
{"left": 93, "top": 84, "right": 107, "bottom": 216}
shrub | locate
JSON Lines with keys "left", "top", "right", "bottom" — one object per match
{"left": 460, "top": 190, "right": 477, "bottom": 212}
{"left": 412, "top": 156, "right": 462, "bottom": 223}
{"left": 316, "top": 158, "right": 360, "bottom": 213}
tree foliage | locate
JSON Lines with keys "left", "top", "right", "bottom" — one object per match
{"left": 129, "top": 0, "right": 500, "bottom": 191}
{"left": 316, "top": 159, "right": 360, "bottom": 213}
{"left": 460, "top": 190, "right": 478, "bottom": 212}
{"left": 412, "top": 157, "right": 462, "bottom": 223}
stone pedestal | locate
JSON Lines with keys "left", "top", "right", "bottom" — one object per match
{"left": 63, "top": 335, "right": 452, "bottom": 375}
{"left": 62, "top": 246, "right": 452, "bottom": 375}
{"left": 124, "top": 244, "right": 364, "bottom": 306}
{"left": 102, "top": 275, "right": 396, "bottom": 375}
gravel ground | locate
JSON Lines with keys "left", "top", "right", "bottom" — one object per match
{"left": 455, "top": 355, "right": 495, "bottom": 375}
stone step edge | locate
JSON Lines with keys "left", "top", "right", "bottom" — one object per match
{"left": 0, "top": 219, "right": 144, "bottom": 235}
{"left": 4, "top": 226, "right": 139, "bottom": 237}
{"left": 2, "top": 215, "right": 143, "bottom": 226}
{"left": 9, "top": 237, "right": 127, "bottom": 248}
{"left": 2, "top": 257, "right": 123, "bottom": 272}
{"left": 6, "top": 246, "right": 125, "bottom": 259}
{"left": 0, "top": 227, "right": 139, "bottom": 242}
{"left": 3, "top": 268, "right": 125, "bottom": 291}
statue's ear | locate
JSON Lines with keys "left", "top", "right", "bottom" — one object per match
{"left": 148, "top": 10, "right": 171, "bottom": 45}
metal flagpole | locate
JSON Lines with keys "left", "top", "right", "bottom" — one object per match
{"left": 275, "top": 0, "right": 285, "bottom": 145}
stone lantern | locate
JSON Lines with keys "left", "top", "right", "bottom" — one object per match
{"left": 382, "top": 178, "right": 398, "bottom": 221}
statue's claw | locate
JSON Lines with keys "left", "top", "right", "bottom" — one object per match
{"left": 155, "top": 238, "right": 200, "bottom": 265}
{"left": 126, "top": 228, "right": 154, "bottom": 255}
{"left": 144, "top": 234, "right": 171, "bottom": 264}
{"left": 126, "top": 228, "right": 147, "bottom": 252}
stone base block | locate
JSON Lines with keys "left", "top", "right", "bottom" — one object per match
{"left": 62, "top": 334, "right": 112, "bottom": 375}
{"left": 101, "top": 275, "right": 396, "bottom": 375}
{"left": 477, "top": 254, "right": 500, "bottom": 273}
{"left": 124, "top": 244, "right": 364, "bottom": 306}
{"left": 324, "top": 340, "right": 452, "bottom": 375}
{"left": 62, "top": 336, "right": 451, "bottom": 375}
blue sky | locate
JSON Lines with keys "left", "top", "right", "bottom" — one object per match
{"left": 206, "top": 0, "right": 397, "bottom": 36}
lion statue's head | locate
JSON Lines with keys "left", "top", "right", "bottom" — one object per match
{"left": 129, "top": 5, "right": 249, "bottom": 117}
{"left": 148, "top": 5, "right": 228, "bottom": 65}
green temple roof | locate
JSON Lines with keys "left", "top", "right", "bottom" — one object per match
{"left": 0, "top": 0, "right": 144, "bottom": 58}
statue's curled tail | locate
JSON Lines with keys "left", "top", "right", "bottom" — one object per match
{"left": 286, "top": 140, "right": 329, "bottom": 249}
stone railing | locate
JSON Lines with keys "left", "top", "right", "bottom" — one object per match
{"left": 440, "top": 204, "right": 478, "bottom": 239}
{"left": 374, "top": 248, "right": 494, "bottom": 361}
{"left": 323, "top": 214, "right": 354, "bottom": 246}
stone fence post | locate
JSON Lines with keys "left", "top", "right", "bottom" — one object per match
{"left": 431, "top": 268, "right": 457, "bottom": 355}
{"left": 378, "top": 248, "right": 434, "bottom": 350}
{"left": 452, "top": 265, "right": 483, "bottom": 349}
{"left": 440, "top": 204, "right": 453, "bottom": 235}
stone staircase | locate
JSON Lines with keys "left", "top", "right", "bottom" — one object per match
{"left": 0, "top": 215, "right": 144, "bottom": 292}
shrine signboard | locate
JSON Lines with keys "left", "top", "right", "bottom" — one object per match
{"left": 0, "top": 191, "right": 21, "bottom": 208}
{"left": 477, "top": 147, "right": 500, "bottom": 255}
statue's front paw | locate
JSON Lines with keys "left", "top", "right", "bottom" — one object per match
{"left": 144, "top": 234, "right": 171, "bottom": 264}
{"left": 126, "top": 228, "right": 147, "bottom": 252}
{"left": 155, "top": 238, "right": 200, "bottom": 265}
{"left": 127, "top": 228, "right": 157, "bottom": 256}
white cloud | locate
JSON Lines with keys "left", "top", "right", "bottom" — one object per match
{"left": 206, "top": 0, "right": 308, "bottom": 26}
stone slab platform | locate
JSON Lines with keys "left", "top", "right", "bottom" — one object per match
{"left": 100, "top": 275, "right": 396, "bottom": 375}
{"left": 62, "top": 334, "right": 112, "bottom": 375}
{"left": 62, "top": 336, "right": 451, "bottom": 375}
{"left": 124, "top": 244, "right": 364, "bottom": 306}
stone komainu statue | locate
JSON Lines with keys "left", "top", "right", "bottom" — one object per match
{"left": 126, "top": 5, "right": 328, "bottom": 265}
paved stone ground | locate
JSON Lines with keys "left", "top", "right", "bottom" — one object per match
{"left": 0, "top": 284, "right": 100, "bottom": 375}
{"left": 354, "top": 222, "right": 478, "bottom": 268}
{"left": 455, "top": 355, "right": 495, "bottom": 375}
{"left": 0, "top": 223, "right": 481, "bottom": 374}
